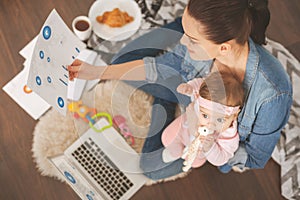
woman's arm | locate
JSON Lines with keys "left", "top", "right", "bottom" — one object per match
{"left": 243, "top": 95, "right": 292, "bottom": 168}
{"left": 68, "top": 59, "right": 145, "bottom": 81}
{"left": 68, "top": 43, "right": 191, "bottom": 83}
{"left": 223, "top": 95, "right": 292, "bottom": 171}
{"left": 102, "top": 60, "right": 146, "bottom": 80}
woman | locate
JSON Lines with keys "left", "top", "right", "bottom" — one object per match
{"left": 68, "top": 0, "right": 292, "bottom": 180}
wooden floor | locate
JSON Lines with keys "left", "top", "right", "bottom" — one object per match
{"left": 0, "top": 0, "right": 299, "bottom": 199}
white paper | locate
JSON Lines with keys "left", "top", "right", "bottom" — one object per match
{"left": 3, "top": 69, "right": 51, "bottom": 120}
{"left": 20, "top": 37, "right": 38, "bottom": 80}
{"left": 19, "top": 36, "right": 38, "bottom": 59}
{"left": 27, "top": 9, "right": 86, "bottom": 115}
{"left": 67, "top": 49, "right": 98, "bottom": 101}
{"left": 23, "top": 59, "right": 31, "bottom": 75}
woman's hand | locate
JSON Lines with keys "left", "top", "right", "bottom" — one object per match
{"left": 68, "top": 59, "right": 106, "bottom": 81}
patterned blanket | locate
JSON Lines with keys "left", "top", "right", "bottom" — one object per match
{"left": 87, "top": 1, "right": 300, "bottom": 199}
{"left": 265, "top": 39, "right": 300, "bottom": 200}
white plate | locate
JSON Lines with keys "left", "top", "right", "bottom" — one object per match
{"left": 88, "top": 0, "right": 142, "bottom": 41}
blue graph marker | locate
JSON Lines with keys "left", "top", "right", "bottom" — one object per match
{"left": 36, "top": 76, "right": 42, "bottom": 85}
{"left": 57, "top": 97, "right": 64, "bottom": 108}
{"left": 42, "top": 26, "right": 51, "bottom": 40}
{"left": 59, "top": 78, "right": 68, "bottom": 86}
{"left": 39, "top": 51, "right": 44, "bottom": 59}
{"left": 64, "top": 171, "right": 76, "bottom": 184}
{"left": 47, "top": 76, "right": 52, "bottom": 83}
{"left": 62, "top": 65, "right": 68, "bottom": 71}
{"left": 61, "top": 65, "right": 68, "bottom": 71}
{"left": 86, "top": 194, "right": 94, "bottom": 200}
{"left": 47, "top": 57, "right": 51, "bottom": 62}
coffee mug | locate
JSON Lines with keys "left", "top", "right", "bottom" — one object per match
{"left": 72, "top": 16, "right": 92, "bottom": 41}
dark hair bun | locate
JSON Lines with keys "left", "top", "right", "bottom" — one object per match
{"left": 248, "top": 0, "right": 268, "bottom": 10}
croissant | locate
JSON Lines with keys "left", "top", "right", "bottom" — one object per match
{"left": 96, "top": 8, "right": 134, "bottom": 27}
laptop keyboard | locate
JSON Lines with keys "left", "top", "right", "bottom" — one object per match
{"left": 71, "top": 138, "right": 134, "bottom": 200}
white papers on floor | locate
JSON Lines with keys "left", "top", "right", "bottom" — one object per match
{"left": 2, "top": 69, "right": 51, "bottom": 120}
{"left": 3, "top": 9, "right": 107, "bottom": 119}
{"left": 2, "top": 34, "right": 50, "bottom": 120}
{"left": 19, "top": 36, "right": 37, "bottom": 61}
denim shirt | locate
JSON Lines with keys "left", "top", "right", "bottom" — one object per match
{"left": 143, "top": 38, "right": 293, "bottom": 170}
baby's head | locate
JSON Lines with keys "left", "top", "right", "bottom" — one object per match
{"left": 195, "top": 70, "right": 244, "bottom": 132}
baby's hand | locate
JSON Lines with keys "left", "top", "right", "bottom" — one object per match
{"left": 200, "top": 134, "right": 216, "bottom": 153}
{"left": 177, "top": 83, "right": 193, "bottom": 95}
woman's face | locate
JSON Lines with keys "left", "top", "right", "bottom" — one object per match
{"left": 180, "top": 9, "right": 220, "bottom": 61}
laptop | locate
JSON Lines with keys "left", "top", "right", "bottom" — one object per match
{"left": 49, "top": 118, "right": 148, "bottom": 200}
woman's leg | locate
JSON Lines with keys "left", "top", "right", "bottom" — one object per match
{"left": 111, "top": 17, "right": 185, "bottom": 180}
{"left": 110, "top": 17, "right": 183, "bottom": 65}
{"left": 139, "top": 97, "right": 184, "bottom": 180}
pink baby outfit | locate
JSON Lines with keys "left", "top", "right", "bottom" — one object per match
{"left": 161, "top": 78, "right": 240, "bottom": 168}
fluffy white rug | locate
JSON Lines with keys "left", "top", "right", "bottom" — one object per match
{"left": 32, "top": 80, "right": 187, "bottom": 184}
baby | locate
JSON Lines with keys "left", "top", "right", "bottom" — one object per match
{"left": 161, "top": 69, "right": 244, "bottom": 171}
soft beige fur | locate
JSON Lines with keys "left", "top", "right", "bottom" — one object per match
{"left": 32, "top": 80, "right": 188, "bottom": 185}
